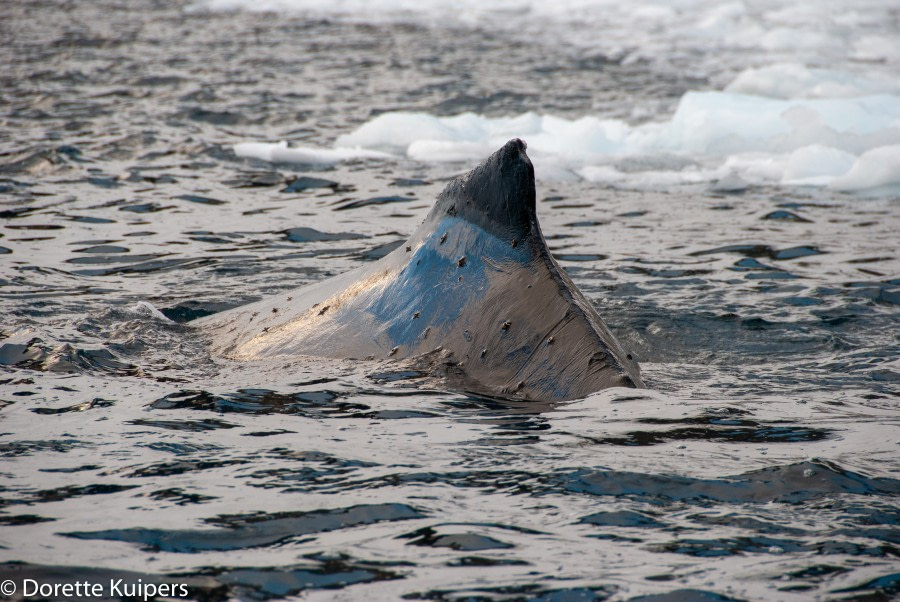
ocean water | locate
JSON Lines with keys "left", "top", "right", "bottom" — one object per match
{"left": 1, "top": 0, "right": 899, "bottom": 600}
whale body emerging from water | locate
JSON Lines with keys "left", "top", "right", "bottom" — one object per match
{"left": 198, "top": 139, "right": 643, "bottom": 400}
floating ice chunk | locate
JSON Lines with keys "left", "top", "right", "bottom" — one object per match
{"left": 233, "top": 92, "right": 900, "bottom": 191}
{"left": 336, "top": 111, "right": 629, "bottom": 162}
{"left": 760, "top": 28, "right": 835, "bottom": 52}
{"left": 336, "top": 111, "right": 557, "bottom": 158}
{"left": 335, "top": 112, "right": 483, "bottom": 154}
{"left": 716, "top": 153, "right": 785, "bottom": 185}
{"left": 853, "top": 34, "right": 900, "bottom": 65}
{"left": 234, "top": 141, "right": 392, "bottom": 165}
{"left": 709, "top": 171, "right": 750, "bottom": 193}
{"left": 578, "top": 165, "right": 624, "bottom": 185}
{"left": 578, "top": 164, "right": 711, "bottom": 189}
{"left": 696, "top": 2, "right": 746, "bottom": 30}
{"left": 651, "top": 92, "right": 900, "bottom": 155}
{"left": 651, "top": 92, "right": 789, "bottom": 154}
{"left": 630, "top": 4, "right": 675, "bottom": 21}
{"left": 407, "top": 140, "right": 495, "bottom": 163}
{"left": 131, "top": 301, "right": 173, "bottom": 322}
{"left": 782, "top": 145, "right": 857, "bottom": 185}
{"left": 830, "top": 145, "right": 900, "bottom": 191}
{"left": 726, "top": 63, "right": 900, "bottom": 99}
{"left": 532, "top": 115, "right": 628, "bottom": 158}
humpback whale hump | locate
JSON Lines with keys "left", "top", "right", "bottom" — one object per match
{"left": 199, "top": 139, "right": 643, "bottom": 400}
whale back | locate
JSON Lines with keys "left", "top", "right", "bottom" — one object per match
{"left": 198, "top": 139, "right": 643, "bottom": 400}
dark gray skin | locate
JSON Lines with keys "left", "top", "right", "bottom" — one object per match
{"left": 198, "top": 139, "right": 643, "bottom": 401}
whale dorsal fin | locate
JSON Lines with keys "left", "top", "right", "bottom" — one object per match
{"left": 429, "top": 138, "right": 536, "bottom": 241}
{"left": 199, "top": 139, "right": 642, "bottom": 401}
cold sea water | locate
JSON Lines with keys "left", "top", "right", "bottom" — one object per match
{"left": 1, "top": 0, "right": 899, "bottom": 600}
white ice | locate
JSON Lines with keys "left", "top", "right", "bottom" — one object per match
{"left": 234, "top": 141, "right": 392, "bottom": 165}
{"left": 214, "top": 0, "right": 900, "bottom": 192}
{"left": 237, "top": 92, "right": 900, "bottom": 191}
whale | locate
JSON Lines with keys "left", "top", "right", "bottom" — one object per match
{"left": 198, "top": 139, "right": 643, "bottom": 401}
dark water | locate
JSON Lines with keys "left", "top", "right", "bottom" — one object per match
{"left": 1, "top": 1, "right": 899, "bottom": 600}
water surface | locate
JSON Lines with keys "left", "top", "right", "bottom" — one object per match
{"left": 1, "top": 1, "right": 898, "bottom": 600}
